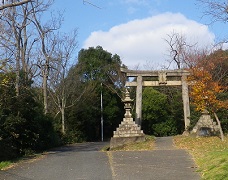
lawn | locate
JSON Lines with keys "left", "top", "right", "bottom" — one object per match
{"left": 173, "top": 135, "right": 228, "bottom": 180}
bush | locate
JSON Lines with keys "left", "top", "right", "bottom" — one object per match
{"left": 0, "top": 93, "right": 61, "bottom": 161}
{"left": 0, "top": 138, "right": 18, "bottom": 161}
{"left": 61, "top": 131, "right": 85, "bottom": 144}
{"left": 0, "top": 113, "right": 61, "bottom": 161}
{"left": 0, "top": 72, "right": 61, "bottom": 161}
{"left": 151, "top": 119, "right": 178, "bottom": 137}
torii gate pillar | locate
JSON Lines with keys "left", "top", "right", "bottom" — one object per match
{"left": 182, "top": 75, "right": 190, "bottom": 130}
{"left": 136, "top": 75, "right": 142, "bottom": 125}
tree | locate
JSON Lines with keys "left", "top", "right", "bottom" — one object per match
{"left": 0, "top": 0, "right": 31, "bottom": 10}
{"left": 77, "top": 46, "right": 126, "bottom": 96}
{"left": 0, "top": 0, "right": 54, "bottom": 98}
{"left": 198, "top": 0, "right": 228, "bottom": 23}
{"left": 47, "top": 30, "right": 81, "bottom": 134}
{"left": 0, "top": 0, "right": 64, "bottom": 160}
{"left": 165, "top": 31, "right": 198, "bottom": 69}
{"left": 0, "top": 2, "right": 31, "bottom": 95}
{"left": 30, "top": 1, "right": 64, "bottom": 114}
{"left": 142, "top": 87, "right": 178, "bottom": 136}
{"left": 64, "top": 46, "right": 125, "bottom": 141}
{"left": 188, "top": 51, "right": 228, "bottom": 141}
{"left": 198, "top": 0, "right": 228, "bottom": 46}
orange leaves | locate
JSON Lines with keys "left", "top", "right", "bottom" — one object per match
{"left": 188, "top": 58, "right": 226, "bottom": 112}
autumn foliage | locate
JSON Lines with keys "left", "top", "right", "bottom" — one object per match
{"left": 187, "top": 50, "right": 228, "bottom": 140}
{"left": 188, "top": 50, "right": 227, "bottom": 113}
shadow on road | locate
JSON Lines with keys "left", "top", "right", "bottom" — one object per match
{"left": 46, "top": 141, "right": 109, "bottom": 155}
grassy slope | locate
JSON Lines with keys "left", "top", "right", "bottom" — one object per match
{"left": 174, "top": 136, "right": 228, "bottom": 180}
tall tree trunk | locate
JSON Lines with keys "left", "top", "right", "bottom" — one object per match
{"left": 42, "top": 60, "right": 49, "bottom": 114}
{"left": 11, "top": 6, "right": 21, "bottom": 96}
{"left": 15, "top": 47, "right": 20, "bottom": 96}
{"left": 43, "top": 72, "right": 48, "bottom": 114}
{"left": 61, "top": 92, "right": 66, "bottom": 134}
{"left": 214, "top": 112, "right": 224, "bottom": 141}
{"left": 32, "top": 7, "right": 50, "bottom": 115}
{"left": 61, "top": 108, "right": 65, "bottom": 134}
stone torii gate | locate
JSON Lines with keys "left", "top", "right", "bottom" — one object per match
{"left": 121, "top": 68, "right": 191, "bottom": 130}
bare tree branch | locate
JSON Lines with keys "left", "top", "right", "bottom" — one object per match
{"left": 198, "top": 0, "right": 228, "bottom": 23}
{"left": 164, "top": 31, "right": 197, "bottom": 69}
{"left": 83, "top": 0, "right": 102, "bottom": 9}
{"left": 0, "top": 0, "right": 32, "bottom": 10}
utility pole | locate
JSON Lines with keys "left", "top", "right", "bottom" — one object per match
{"left": 101, "top": 83, "right": 104, "bottom": 141}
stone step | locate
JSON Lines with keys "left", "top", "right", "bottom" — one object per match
{"left": 113, "top": 130, "right": 144, "bottom": 136}
{"left": 116, "top": 127, "right": 141, "bottom": 131}
{"left": 122, "top": 118, "right": 134, "bottom": 122}
{"left": 115, "top": 130, "right": 142, "bottom": 134}
{"left": 113, "top": 133, "right": 144, "bottom": 138}
{"left": 118, "top": 125, "right": 141, "bottom": 130}
{"left": 121, "top": 121, "right": 135, "bottom": 125}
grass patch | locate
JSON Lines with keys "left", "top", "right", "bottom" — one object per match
{"left": 0, "top": 161, "right": 13, "bottom": 170}
{"left": 173, "top": 135, "right": 228, "bottom": 180}
{"left": 0, "top": 153, "right": 44, "bottom": 171}
{"left": 110, "top": 135, "right": 155, "bottom": 151}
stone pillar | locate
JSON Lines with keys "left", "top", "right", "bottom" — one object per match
{"left": 181, "top": 75, "right": 190, "bottom": 130}
{"left": 136, "top": 75, "right": 142, "bottom": 126}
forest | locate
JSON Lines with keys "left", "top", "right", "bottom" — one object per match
{"left": 0, "top": 0, "right": 227, "bottom": 161}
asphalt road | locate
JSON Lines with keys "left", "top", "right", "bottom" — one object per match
{"left": 0, "top": 138, "right": 200, "bottom": 180}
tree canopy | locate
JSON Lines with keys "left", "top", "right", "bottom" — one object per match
{"left": 62, "top": 46, "right": 126, "bottom": 141}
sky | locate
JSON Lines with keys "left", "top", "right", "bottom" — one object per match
{"left": 50, "top": 0, "right": 228, "bottom": 69}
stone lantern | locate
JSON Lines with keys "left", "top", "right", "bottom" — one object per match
{"left": 110, "top": 89, "right": 145, "bottom": 149}
{"left": 191, "top": 109, "right": 219, "bottom": 136}
{"left": 122, "top": 89, "right": 133, "bottom": 119}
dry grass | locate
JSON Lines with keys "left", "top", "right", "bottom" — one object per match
{"left": 174, "top": 135, "right": 228, "bottom": 180}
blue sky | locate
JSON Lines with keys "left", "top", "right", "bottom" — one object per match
{"left": 50, "top": 0, "right": 227, "bottom": 69}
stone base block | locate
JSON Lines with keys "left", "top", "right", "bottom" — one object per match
{"left": 110, "top": 135, "right": 145, "bottom": 150}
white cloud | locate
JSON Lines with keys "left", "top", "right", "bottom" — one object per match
{"left": 83, "top": 12, "right": 215, "bottom": 69}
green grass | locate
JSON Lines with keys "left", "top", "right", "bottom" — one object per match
{"left": 0, "top": 161, "right": 13, "bottom": 170}
{"left": 0, "top": 153, "right": 43, "bottom": 170}
{"left": 110, "top": 135, "right": 155, "bottom": 151}
{"left": 174, "top": 136, "right": 228, "bottom": 180}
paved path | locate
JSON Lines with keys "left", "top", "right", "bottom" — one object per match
{"left": 0, "top": 137, "right": 200, "bottom": 180}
